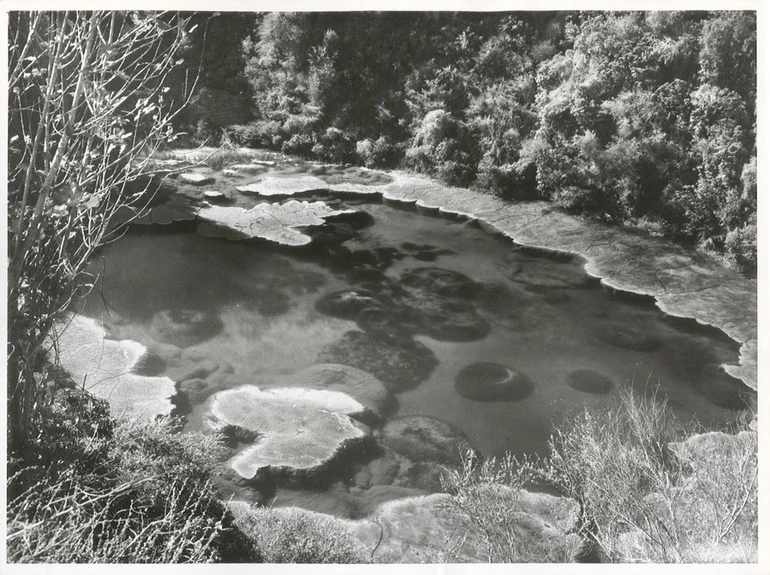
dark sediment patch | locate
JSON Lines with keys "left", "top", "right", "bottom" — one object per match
{"left": 149, "top": 309, "right": 223, "bottom": 348}
{"left": 565, "top": 369, "right": 613, "bottom": 394}
{"left": 318, "top": 330, "right": 438, "bottom": 392}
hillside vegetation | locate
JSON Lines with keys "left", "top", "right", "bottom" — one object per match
{"left": 179, "top": 11, "right": 756, "bottom": 273}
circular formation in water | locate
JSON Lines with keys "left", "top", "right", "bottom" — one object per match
{"left": 149, "top": 308, "right": 223, "bottom": 348}
{"left": 454, "top": 362, "right": 534, "bottom": 402}
{"left": 565, "top": 369, "right": 614, "bottom": 394}
{"left": 318, "top": 330, "right": 438, "bottom": 392}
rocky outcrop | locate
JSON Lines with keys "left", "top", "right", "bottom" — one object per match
{"left": 52, "top": 314, "right": 176, "bottom": 419}
{"left": 236, "top": 175, "right": 327, "bottom": 195}
{"left": 196, "top": 200, "right": 359, "bottom": 245}
{"left": 206, "top": 385, "right": 372, "bottom": 486}
{"left": 264, "top": 363, "right": 393, "bottom": 423}
{"left": 178, "top": 172, "right": 215, "bottom": 186}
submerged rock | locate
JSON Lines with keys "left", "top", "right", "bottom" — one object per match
{"left": 455, "top": 362, "right": 534, "bottom": 402}
{"left": 398, "top": 291, "right": 490, "bottom": 342}
{"left": 381, "top": 415, "right": 469, "bottom": 466}
{"left": 565, "top": 369, "right": 614, "bottom": 394}
{"left": 355, "top": 308, "right": 416, "bottom": 345}
{"left": 315, "top": 289, "right": 384, "bottom": 320}
{"left": 149, "top": 308, "right": 223, "bottom": 348}
{"left": 274, "top": 363, "right": 393, "bottom": 423}
{"left": 595, "top": 322, "right": 663, "bottom": 352}
{"left": 318, "top": 331, "right": 438, "bottom": 392}
{"left": 399, "top": 267, "right": 481, "bottom": 299}
{"left": 207, "top": 385, "right": 372, "bottom": 487}
{"left": 52, "top": 314, "right": 176, "bottom": 419}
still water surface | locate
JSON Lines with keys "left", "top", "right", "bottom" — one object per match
{"left": 82, "top": 197, "right": 749, "bottom": 515}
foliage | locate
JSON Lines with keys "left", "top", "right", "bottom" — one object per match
{"left": 438, "top": 388, "right": 757, "bottom": 563}
{"left": 541, "top": 387, "right": 757, "bottom": 562}
{"left": 7, "top": 11, "right": 194, "bottom": 453}
{"left": 225, "top": 10, "right": 755, "bottom": 272}
{"left": 7, "top": 412, "right": 260, "bottom": 563}
{"left": 440, "top": 450, "right": 578, "bottom": 562}
{"left": 230, "top": 504, "right": 370, "bottom": 563}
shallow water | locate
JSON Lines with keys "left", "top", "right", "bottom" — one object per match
{"left": 82, "top": 195, "right": 750, "bottom": 517}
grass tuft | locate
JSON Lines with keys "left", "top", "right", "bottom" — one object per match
{"left": 7, "top": 416, "right": 259, "bottom": 563}
{"left": 230, "top": 504, "right": 370, "bottom": 564}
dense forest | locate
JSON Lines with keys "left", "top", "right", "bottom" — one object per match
{"left": 178, "top": 11, "right": 757, "bottom": 273}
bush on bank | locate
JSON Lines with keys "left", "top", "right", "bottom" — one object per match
{"left": 444, "top": 388, "right": 757, "bottom": 563}
{"left": 6, "top": 381, "right": 260, "bottom": 564}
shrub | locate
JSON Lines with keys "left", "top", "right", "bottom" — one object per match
{"left": 230, "top": 504, "right": 369, "bottom": 563}
{"left": 405, "top": 110, "right": 480, "bottom": 186}
{"left": 312, "top": 127, "right": 356, "bottom": 163}
{"left": 282, "top": 132, "right": 315, "bottom": 157}
{"left": 441, "top": 450, "right": 578, "bottom": 562}
{"left": 227, "top": 124, "right": 262, "bottom": 148}
{"left": 7, "top": 414, "right": 259, "bottom": 563}
{"left": 475, "top": 158, "right": 537, "bottom": 201}
{"left": 724, "top": 220, "right": 757, "bottom": 274}
{"left": 541, "top": 387, "right": 757, "bottom": 562}
{"left": 356, "top": 136, "right": 403, "bottom": 169}
{"left": 7, "top": 11, "right": 193, "bottom": 454}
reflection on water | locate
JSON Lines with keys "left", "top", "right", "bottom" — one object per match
{"left": 82, "top": 199, "right": 752, "bottom": 517}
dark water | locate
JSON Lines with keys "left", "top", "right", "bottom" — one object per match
{"left": 82, "top": 197, "right": 751, "bottom": 516}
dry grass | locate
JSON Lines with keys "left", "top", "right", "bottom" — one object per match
{"left": 7, "top": 417, "right": 255, "bottom": 563}
{"left": 230, "top": 504, "right": 370, "bottom": 564}
{"left": 541, "top": 387, "right": 757, "bottom": 563}
{"left": 440, "top": 450, "right": 580, "bottom": 562}
{"left": 438, "top": 387, "right": 757, "bottom": 563}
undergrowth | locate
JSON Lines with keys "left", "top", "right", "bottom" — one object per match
{"left": 441, "top": 450, "right": 579, "bottom": 562}
{"left": 229, "top": 504, "right": 370, "bottom": 564}
{"left": 442, "top": 387, "right": 758, "bottom": 563}
{"left": 6, "top": 389, "right": 259, "bottom": 563}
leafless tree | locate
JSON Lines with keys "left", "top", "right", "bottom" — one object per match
{"left": 7, "top": 11, "right": 195, "bottom": 453}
